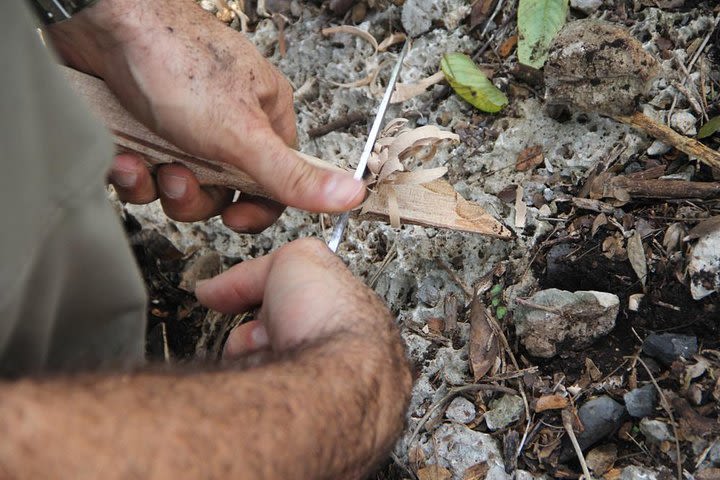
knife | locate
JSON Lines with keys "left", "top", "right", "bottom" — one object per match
{"left": 327, "top": 41, "right": 410, "bottom": 253}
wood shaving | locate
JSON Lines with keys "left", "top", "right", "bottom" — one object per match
{"left": 378, "top": 32, "right": 407, "bottom": 52}
{"left": 391, "top": 71, "right": 445, "bottom": 104}
{"left": 321, "top": 26, "right": 379, "bottom": 52}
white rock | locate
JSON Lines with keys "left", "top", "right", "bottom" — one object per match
{"left": 670, "top": 110, "right": 697, "bottom": 135}
{"left": 621, "top": 466, "right": 659, "bottom": 480}
{"left": 422, "top": 423, "right": 509, "bottom": 480}
{"left": 647, "top": 140, "right": 671, "bottom": 156}
{"left": 688, "top": 228, "right": 720, "bottom": 299}
{"left": 570, "top": 0, "right": 603, "bottom": 15}
{"left": 628, "top": 293, "right": 644, "bottom": 312}
{"left": 639, "top": 418, "right": 674, "bottom": 443}
{"left": 401, "top": 0, "right": 470, "bottom": 37}
{"left": 445, "top": 397, "right": 476, "bottom": 424}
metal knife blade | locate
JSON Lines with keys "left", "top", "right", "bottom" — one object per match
{"left": 327, "top": 41, "right": 410, "bottom": 253}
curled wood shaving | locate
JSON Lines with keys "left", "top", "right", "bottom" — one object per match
{"left": 360, "top": 121, "right": 460, "bottom": 227}
{"left": 391, "top": 71, "right": 446, "bottom": 104}
{"left": 378, "top": 32, "right": 407, "bottom": 52}
{"left": 321, "top": 26, "right": 379, "bottom": 52}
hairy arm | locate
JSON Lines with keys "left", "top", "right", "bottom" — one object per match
{"left": 0, "top": 332, "right": 409, "bottom": 479}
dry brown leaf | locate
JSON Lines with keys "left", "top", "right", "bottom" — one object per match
{"left": 391, "top": 71, "right": 446, "bottom": 103}
{"left": 585, "top": 357, "right": 602, "bottom": 382}
{"left": 514, "top": 185, "right": 527, "bottom": 229}
{"left": 591, "top": 213, "right": 608, "bottom": 237}
{"left": 321, "top": 26, "right": 379, "bottom": 52}
{"left": 534, "top": 394, "right": 569, "bottom": 412}
{"left": 663, "top": 222, "right": 685, "bottom": 253}
{"left": 463, "top": 462, "right": 490, "bottom": 480}
{"left": 499, "top": 35, "right": 518, "bottom": 58}
{"left": 696, "top": 468, "right": 720, "bottom": 480}
{"left": 586, "top": 443, "right": 617, "bottom": 475}
{"left": 468, "top": 296, "right": 500, "bottom": 382}
{"left": 686, "top": 216, "right": 720, "bottom": 241}
{"left": 627, "top": 231, "right": 647, "bottom": 288}
{"left": 603, "top": 467, "right": 623, "bottom": 480}
{"left": 470, "top": 0, "right": 497, "bottom": 29}
{"left": 417, "top": 465, "right": 452, "bottom": 480}
{"left": 602, "top": 232, "right": 626, "bottom": 260}
{"left": 515, "top": 145, "right": 544, "bottom": 171}
{"left": 378, "top": 32, "right": 407, "bottom": 52}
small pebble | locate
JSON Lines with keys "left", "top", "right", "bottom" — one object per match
{"left": 484, "top": 394, "right": 524, "bottom": 431}
{"left": 639, "top": 418, "right": 674, "bottom": 443}
{"left": 570, "top": 0, "right": 603, "bottom": 14}
{"left": 647, "top": 140, "right": 671, "bottom": 157}
{"left": 642, "top": 333, "right": 698, "bottom": 366}
{"left": 445, "top": 396, "right": 476, "bottom": 424}
{"left": 624, "top": 385, "right": 657, "bottom": 418}
{"left": 670, "top": 110, "right": 697, "bottom": 135}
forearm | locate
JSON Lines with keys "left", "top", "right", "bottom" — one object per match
{"left": 0, "top": 331, "right": 411, "bottom": 480}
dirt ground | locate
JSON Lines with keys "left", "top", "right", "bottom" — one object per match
{"left": 123, "top": 0, "right": 720, "bottom": 478}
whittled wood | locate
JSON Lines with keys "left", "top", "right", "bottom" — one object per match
{"left": 63, "top": 66, "right": 511, "bottom": 238}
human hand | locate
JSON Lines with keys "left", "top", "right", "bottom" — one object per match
{"left": 195, "top": 238, "right": 392, "bottom": 357}
{"left": 48, "top": 0, "right": 365, "bottom": 232}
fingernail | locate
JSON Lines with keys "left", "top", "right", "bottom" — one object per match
{"left": 159, "top": 174, "right": 187, "bottom": 199}
{"left": 251, "top": 324, "right": 269, "bottom": 348}
{"left": 110, "top": 168, "right": 137, "bottom": 188}
{"left": 325, "top": 174, "right": 365, "bottom": 209}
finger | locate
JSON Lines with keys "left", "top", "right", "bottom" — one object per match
{"left": 195, "top": 253, "right": 274, "bottom": 313}
{"left": 223, "top": 320, "right": 270, "bottom": 359}
{"left": 224, "top": 120, "right": 366, "bottom": 213}
{"left": 109, "top": 153, "right": 157, "bottom": 204}
{"left": 221, "top": 195, "right": 285, "bottom": 234}
{"left": 156, "top": 164, "right": 234, "bottom": 222}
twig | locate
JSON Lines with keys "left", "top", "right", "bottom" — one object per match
{"left": 368, "top": 239, "right": 398, "bottom": 288}
{"left": 685, "top": 13, "right": 720, "bottom": 74}
{"left": 307, "top": 111, "right": 367, "bottom": 138}
{"left": 407, "top": 383, "right": 517, "bottom": 448}
{"left": 636, "top": 357, "right": 683, "bottom": 480}
{"left": 436, "top": 259, "right": 474, "bottom": 300}
{"left": 561, "top": 409, "right": 593, "bottom": 480}
{"left": 479, "top": 0, "right": 506, "bottom": 38}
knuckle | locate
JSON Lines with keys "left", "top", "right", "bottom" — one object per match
{"left": 280, "top": 154, "right": 319, "bottom": 198}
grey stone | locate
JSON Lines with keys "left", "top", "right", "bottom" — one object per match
{"left": 670, "top": 110, "right": 697, "bottom": 135}
{"left": 639, "top": 418, "right": 674, "bottom": 443}
{"left": 620, "top": 466, "right": 659, "bottom": 480}
{"left": 422, "top": 423, "right": 509, "bottom": 480}
{"left": 624, "top": 385, "right": 658, "bottom": 418}
{"left": 484, "top": 394, "right": 525, "bottom": 431}
{"left": 688, "top": 228, "right": 720, "bottom": 300}
{"left": 575, "top": 396, "right": 625, "bottom": 451}
{"left": 642, "top": 333, "right": 698, "bottom": 366}
{"left": 570, "top": 0, "right": 603, "bottom": 15}
{"left": 709, "top": 441, "right": 720, "bottom": 465}
{"left": 400, "top": 0, "right": 471, "bottom": 38}
{"left": 647, "top": 140, "right": 671, "bottom": 156}
{"left": 445, "top": 397, "right": 476, "bottom": 424}
{"left": 513, "top": 289, "right": 619, "bottom": 358}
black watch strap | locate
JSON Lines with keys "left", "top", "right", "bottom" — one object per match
{"left": 31, "top": 0, "right": 101, "bottom": 24}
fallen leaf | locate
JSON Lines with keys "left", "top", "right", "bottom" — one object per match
{"left": 698, "top": 115, "right": 720, "bottom": 139}
{"left": 515, "top": 145, "right": 544, "bottom": 171}
{"left": 468, "top": 296, "right": 500, "bottom": 382}
{"left": 586, "top": 443, "right": 617, "bottom": 475}
{"left": 426, "top": 317, "right": 445, "bottom": 335}
{"left": 685, "top": 216, "right": 720, "bottom": 241}
{"left": 592, "top": 213, "right": 608, "bottom": 237}
{"left": 535, "top": 394, "right": 569, "bottom": 412}
{"left": 321, "top": 25, "right": 378, "bottom": 52}
{"left": 517, "top": 0, "right": 569, "bottom": 68}
{"left": 470, "top": 0, "right": 497, "bottom": 29}
{"left": 627, "top": 231, "right": 647, "bottom": 288}
{"left": 499, "top": 35, "right": 519, "bottom": 58}
{"left": 441, "top": 53, "right": 508, "bottom": 113}
{"left": 391, "top": 71, "right": 446, "bottom": 103}
{"left": 497, "top": 185, "right": 518, "bottom": 203}
{"left": 585, "top": 357, "right": 602, "bottom": 381}
{"left": 463, "top": 462, "right": 490, "bottom": 480}
{"left": 603, "top": 467, "right": 623, "bottom": 480}
{"left": 417, "top": 465, "right": 452, "bottom": 480}
{"left": 662, "top": 222, "right": 686, "bottom": 253}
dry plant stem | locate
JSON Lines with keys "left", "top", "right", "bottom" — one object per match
{"left": 407, "top": 383, "right": 517, "bottom": 448}
{"left": 636, "top": 357, "right": 683, "bottom": 480}
{"left": 63, "top": 66, "right": 511, "bottom": 237}
{"left": 561, "top": 409, "right": 593, "bottom": 480}
{"left": 614, "top": 112, "right": 720, "bottom": 171}
{"left": 307, "top": 111, "right": 366, "bottom": 138}
{"left": 610, "top": 178, "right": 720, "bottom": 199}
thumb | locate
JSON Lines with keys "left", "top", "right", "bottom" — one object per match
{"left": 225, "top": 124, "right": 366, "bottom": 213}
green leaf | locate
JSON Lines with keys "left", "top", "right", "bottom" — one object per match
{"left": 517, "top": 0, "right": 569, "bottom": 69}
{"left": 491, "top": 297, "right": 500, "bottom": 307}
{"left": 440, "top": 53, "right": 508, "bottom": 113}
{"left": 698, "top": 115, "right": 720, "bottom": 139}
{"left": 490, "top": 284, "right": 503, "bottom": 297}
{"left": 496, "top": 306, "right": 508, "bottom": 320}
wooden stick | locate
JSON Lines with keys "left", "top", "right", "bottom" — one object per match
{"left": 62, "top": 66, "right": 511, "bottom": 239}
{"left": 614, "top": 112, "right": 720, "bottom": 171}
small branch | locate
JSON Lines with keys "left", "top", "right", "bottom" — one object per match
{"left": 614, "top": 112, "right": 720, "bottom": 171}
{"left": 561, "top": 409, "right": 593, "bottom": 480}
{"left": 307, "top": 111, "right": 366, "bottom": 138}
{"left": 611, "top": 177, "right": 720, "bottom": 199}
